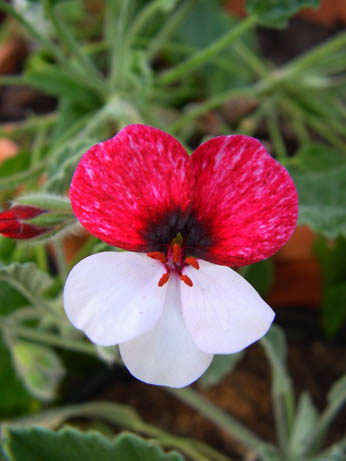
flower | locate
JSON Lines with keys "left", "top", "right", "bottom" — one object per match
{"left": 63, "top": 124, "right": 298, "bottom": 387}
{"left": 0, "top": 205, "right": 50, "bottom": 239}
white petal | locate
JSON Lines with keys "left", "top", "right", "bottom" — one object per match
{"left": 63, "top": 252, "right": 167, "bottom": 346}
{"left": 120, "top": 275, "right": 213, "bottom": 387}
{"left": 181, "top": 260, "right": 275, "bottom": 354}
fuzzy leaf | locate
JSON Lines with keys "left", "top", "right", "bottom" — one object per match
{"left": 198, "top": 351, "right": 244, "bottom": 389}
{"left": 11, "top": 341, "right": 65, "bottom": 401}
{"left": 0, "top": 337, "right": 34, "bottom": 417}
{"left": 314, "top": 237, "right": 346, "bottom": 335}
{"left": 260, "top": 325, "right": 291, "bottom": 394}
{"left": 290, "top": 164, "right": 346, "bottom": 238}
{"left": 246, "top": 0, "right": 320, "bottom": 28}
{"left": 0, "top": 263, "right": 53, "bottom": 304}
{"left": 289, "top": 392, "right": 318, "bottom": 456}
{"left": 3, "top": 427, "right": 183, "bottom": 461}
{"left": 327, "top": 373, "right": 346, "bottom": 408}
{"left": 243, "top": 259, "right": 274, "bottom": 298}
{"left": 45, "top": 138, "right": 97, "bottom": 194}
{"left": 294, "top": 144, "right": 346, "bottom": 172}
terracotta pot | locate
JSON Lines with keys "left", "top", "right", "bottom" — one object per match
{"left": 225, "top": 0, "right": 346, "bottom": 25}
{"left": 268, "top": 226, "right": 322, "bottom": 308}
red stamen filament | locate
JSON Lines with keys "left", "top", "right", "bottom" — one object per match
{"left": 180, "top": 274, "right": 193, "bottom": 287}
{"left": 185, "top": 256, "right": 200, "bottom": 270}
{"left": 158, "top": 272, "right": 170, "bottom": 287}
{"left": 147, "top": 251, "right": 166, "bottom": 263}
{"left": 172, "top": 243, "right": 181, "bottom": 263}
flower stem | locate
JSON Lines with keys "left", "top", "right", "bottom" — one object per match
{"left": 166, "top": 386, "right": 264, "bottom": 451}
{"left": 158, "top": 15, "right": 257, "bottom": 84}
{"left": 0, "top": 319, "right": 97, "bottom": 356}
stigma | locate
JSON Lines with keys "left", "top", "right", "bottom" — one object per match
{"left": 147, "top": 241, "right": 199, "bottom": 288}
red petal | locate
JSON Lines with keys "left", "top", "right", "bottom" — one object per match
{"left": 70, "top": 124, "right": 194, "bottom": 251}
{"left": 189, "top": 135, "right": 298, "bottom": 266}
{"left": 0, "top": 220, "right": 48, "bottom": 239}
{"left": 0, "top": 205, "right": 44, "bottom": 220}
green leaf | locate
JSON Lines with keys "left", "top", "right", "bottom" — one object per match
{"left": 289, "top": 392, "right": 318, "bottom": 457}
{"left": 294, "top": 144, "right": 346, "bottom": 172}
{"left": 0, "top": 336, "right": 34, "bottom": 418}
{"left": 246, "top": 0, "right": 320, "bottom": 28}
{"left": 24, "top": 56, "right": 100, "bottom": 103}
{"left": 327, "top": 373, "right": 346, "bottom": 408}
{"left": 260, "top": 325, "right": 291, "bottom": 394}
{"left": 3, "top": 427, "right": 184, "bottom": 461}
{"left": 11, "top": 341, "right": 65, "bottom": 401}
{"left": 257, "top": 443, "right": 281, "bottom": 461}
{"left": 290, "top": 164, "right": 346, "bottom": 238}
{"left": 243, "top": 259, "right": 274, "bottom": 298}
{"left": 0, "top": 263, "right": 53, "bottom": 306}
{"left": 0, "top": 152, "right": 30, "bottom": 180}
{"left": 314, "top": 237, "right": 346, "bottom": 335}
{"left": 45, "top": 138, "right": 97, "bottom": 194}
{"left": 198, "top": 352, "right": 244, "bottom": 389}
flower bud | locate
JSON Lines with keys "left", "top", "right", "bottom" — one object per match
{"left": 0, "top": 205, "right": 51, "bottom": 239}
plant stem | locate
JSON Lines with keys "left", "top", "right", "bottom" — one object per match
{"left": 43, "top": 0, "right": 106, "bottom": 96}
{"left": 0, "top": 1, "right": 64, "bottom": 62}
{"left": 53, "top": 240, "right": 67, "bottom": 281}
{"left": 167, "top": 386, "right": 264, "bottom": 451}
{"left": 108, "top": 0, "right": 132, "bottom": 90}
{"left": 126, "top": 0, "right": 166, "bottom": 50}
{"left": 266, "top": 104, "right": 287, "bottom": 159}
{"left": 35, "top": 245, "right": 49, "bottom": 273}
{"left": 147, "top": 0, "right": 196, "bottom": 60}
{"left": 0, "top": 319, "right": 97, "bottom": 356}
{"left": 158, "top": 15, "right": 257, "bottom": 84}
{"left": 282, "top": 29, "right": 346, "bottom": 79}
{"left": 0, "top": 162, "right": 46, "bottom": 191}
{"left": 233, "top": 41, "right": 269, "bottom": 78}
{"left": 169, "top": 82, "right": 265, "bottom": 134}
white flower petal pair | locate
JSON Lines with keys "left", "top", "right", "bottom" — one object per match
{"left": 64, "top": 252, "right": 275, "bottom": 388}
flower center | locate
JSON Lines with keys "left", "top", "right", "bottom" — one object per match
{"left": 147, "top": 236, "right": 199, "bottom": 288}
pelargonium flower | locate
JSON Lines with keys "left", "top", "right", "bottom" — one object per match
{"left": 64, "top": 124, "right": 298, "bottom": 387}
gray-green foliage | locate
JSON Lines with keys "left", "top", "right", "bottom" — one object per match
{"left": 198, "top": 351, "right": 244, "bottom": 389}
{"left": 11, "top": 341, "right": 65, "bottom": 401}
{"left": 315, "top": 236, "right": 346, "bottom": 335}
{"left": 246, "top": 0, "right": 320, "bottom": 28}
{"left": 290, "top": 164, "right": 346, "bottom": 239}
{"left": 0, "top": 263, "right": 53, "bottom": 307}
{"left": 3, "top": 427, "right": 184, "bottom": 461}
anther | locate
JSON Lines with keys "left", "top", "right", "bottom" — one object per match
{"left": 147, "top": 252, "right": 166, "bottom": 263}
{"left": 158, "top": 272, "right": 170, "bottom": 287}
{"left": 172, "top": 243, "right": 181, "bottom": 263}
{"left": 180, "top": 273, "right": 193, "bottom": 287}
{"left": 185, "top": 256, "right": 200, "bottom": 270}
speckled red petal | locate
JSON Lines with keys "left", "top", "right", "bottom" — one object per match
{"left": 70, "top": 124, "right": 194, "bottom": 251}
{"left": 189, "top": 135, "right": 298, "bottom": 267}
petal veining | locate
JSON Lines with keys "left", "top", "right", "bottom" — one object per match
{"left": 180, "top": 260, "right": 275, "bottom": 354}
{"left": 63, "top": 252, "right": 167, "bottom": 346}
{"left": 120, "top": 275, "right": 213, "bottom": 387}
{"left": 70, "top": 124, "right": 194, "bottom": 252}
{"left": 188, "top": 135, "right": 298, "bottom": 266}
